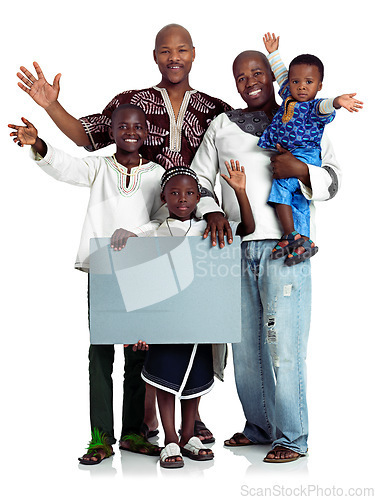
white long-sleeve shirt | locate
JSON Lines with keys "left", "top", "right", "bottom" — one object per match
{"left": 31, "top": 144, "right": 168, "bottom": 271}
{"left": 191, "top": 112, "right": 342, "bottom": 241}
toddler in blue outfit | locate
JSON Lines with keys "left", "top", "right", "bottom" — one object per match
{"left": 258, "top": 33, "right": 363, "bottom": 265}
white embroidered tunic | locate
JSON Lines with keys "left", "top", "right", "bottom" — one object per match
{"left": 31, "top": 144, "right": 168, "bottom": 271}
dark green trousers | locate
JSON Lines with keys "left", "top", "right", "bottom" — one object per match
{"left": 88, "top": 345, "right": 146, "bottom": 445}
{"left": 88, "top": 275, "right": 146, "bottom": 444}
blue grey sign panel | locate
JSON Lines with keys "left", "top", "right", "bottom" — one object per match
{"left": 89, "top": 236, "right": 241, "bottom": 344}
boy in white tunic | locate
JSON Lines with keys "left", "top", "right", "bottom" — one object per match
{"left": 9, "top": 104, "right": 167, "bottom": 464}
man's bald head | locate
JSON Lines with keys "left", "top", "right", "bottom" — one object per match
{"left": 233, "top": 50, "right": 271, "bottom": 77}
{"left": 155, "top": 24, "right": 194, "bottom": 50}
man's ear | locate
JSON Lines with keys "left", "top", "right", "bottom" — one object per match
{"left": 318, "top": 82, "right": 323, "bottom": 91}
{"left": 153, "top": 49, "right": 157, "bottom": 64}
{"left": 160, "top": 192, "right": 166, "bottom": 203}
{"left": 109, "top": 126, "right": 114, "bottom": 141}
{"left": 192, "top": 46, "right": 196, "bottom": 63}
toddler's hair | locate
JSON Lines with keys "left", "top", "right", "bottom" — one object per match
{"left": 288, "top": 54, "right": 324, "bottom": 82}
{"left": 161, "top": 166, "right": 202, "bottom": 193}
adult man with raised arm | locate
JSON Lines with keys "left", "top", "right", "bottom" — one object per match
{"left": 191, "top": 50, "right": 341, "bottom": 462}
{"left": 17, "top": 23, "right": 230, "bottom": 459}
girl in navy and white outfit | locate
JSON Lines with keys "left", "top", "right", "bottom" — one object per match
{"left": 135, "top": 163, "right": 255, "bottom": 469}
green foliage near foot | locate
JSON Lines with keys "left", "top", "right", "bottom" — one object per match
{"left": 87, "top": 428, "right": 112, "bottom": 457}
{"left": 121, "top": 433, "right": 157, "bottom": 452}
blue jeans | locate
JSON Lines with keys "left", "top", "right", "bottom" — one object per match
{"left": 232, "top": 240, "right": 311, "bottom": 454}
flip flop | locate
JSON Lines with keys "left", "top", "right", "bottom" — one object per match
{"left": 194, "top": 420, "right": 215, "bottom": 444}
{"left": 263, "top": 446, "right": 306, "bottom": 463}
{"left": 181, "top": 436, "right": 214, "bottom": 461}
{"left": 78, "top": 429, "right": 115, "bottom": 465}
{"left": 160, "top": 443, "right": 184, "bottom": 469}
{"left": 119, "top": 433, "right": 161, "bottom": 456}
{"left": 78, "top": 447, "right": 114, "bottom": 465}
{"left": 223, "top": 432, "right": 254, "bottom": 447}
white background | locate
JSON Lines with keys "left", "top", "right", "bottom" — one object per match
{"left": 1, "top": 0, "right": 374, "bottom": 498}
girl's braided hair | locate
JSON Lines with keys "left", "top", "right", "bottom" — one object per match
{"left": 160, "top": 166, "right": 202, "bottom": 193}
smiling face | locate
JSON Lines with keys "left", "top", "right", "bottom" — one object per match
{"left": 110, "top": 106, "right": 147, "bottom": 153}
{"left": 288, "top": 64, "right": 322, "bottom": 102}
{"left": 161, "top": 174, "right": 200, "bottom": 221}
{"left": 233, "top": 51, "right": 276, "bottom": 114}
{"left": 153, "top": 25, "right": 195, "bottom": 87}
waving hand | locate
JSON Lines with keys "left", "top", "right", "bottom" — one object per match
{"left": 8, "top": 117, "right": 38, "bottom": 146}
{"left": 17, "top": 62, "right": 61, "bottom": 109}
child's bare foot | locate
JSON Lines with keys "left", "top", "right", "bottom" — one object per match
{"left": 164, "top": 449, "right": 183, "bottom": 464}
{"left": 160, "top": 443, "right": 184, "bottom": 469}
{"left": 165, "top": 455, "right": 183, "bottom": 463}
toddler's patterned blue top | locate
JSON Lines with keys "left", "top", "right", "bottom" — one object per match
{"left": 258, "top": 81, "right": 336, "bottom": 152}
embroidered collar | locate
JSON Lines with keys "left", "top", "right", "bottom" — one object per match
{"left": 225, "top": 109, "right": 278, "bottom": 137}
{"left": 105, "top": 156, "right": 157, "bottom": 197}
{"left": 153, "top": 86, "right": 197, "bottom": 152}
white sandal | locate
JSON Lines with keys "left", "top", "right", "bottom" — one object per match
{"left": 160, "top": 443, "right": 184, "bottom": 469}
{"left": 181, "top": 436, "right": 214, "bottom": 461}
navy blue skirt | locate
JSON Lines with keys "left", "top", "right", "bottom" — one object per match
{"left": 141, "top": 343, "right": 214, "bottom": 399}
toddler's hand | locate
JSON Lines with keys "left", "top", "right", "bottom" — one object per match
{"left": 221, "top": 160, "right": 246, "bottom": 192}
{"left": 8, "top": 117, "right": 38, "bottom": 147}
{"left": 334, "top": 93, "right": 363, "bottom": 113}
{"left": 263, "top": 32, "right": 279, "bottom": 53}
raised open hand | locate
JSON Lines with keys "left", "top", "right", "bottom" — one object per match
{"left": 334, "top": 93, "right": 363, "bottom": 113}
{"left": 263, "top": 32, "right": 279, "bottom": 54}
{"left": 221, "top": 160, "right": 246, "bottom": 192}
{"left": 8, "top": 117, "right": 38, "bottom": 147}
{"left": 17, "top": 62, "right": 61, "bottom": 109}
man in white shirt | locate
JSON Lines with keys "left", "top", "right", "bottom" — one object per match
{"left": 191, "top": 50, "right": 341, "bottom": 462}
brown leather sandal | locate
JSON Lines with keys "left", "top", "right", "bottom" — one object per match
{"left": 223, "top": 432, "right": 254, "bottom": 447}
{"left": 263, "top": 446, "right": 306, "bottom": 463}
